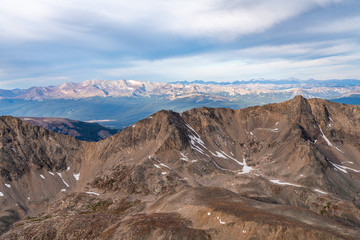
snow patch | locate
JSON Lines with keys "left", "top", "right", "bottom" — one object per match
{"left": 154, "top": 164, "right": 161, "bottom": 169}
{"left": 57, "top": 172, "right": 70, "bottom": 187}
{"left": 73, "top": 173, "right": 80, "bottom": 181}
{"left": 216, "top": 216, "right": 226, "bottom": 224}
{"left": 180, "top": 152, "right": 188, "bottom": 161}
{"left": 242, "top": 230, "right": 246, "bottom": 233}
{"left": 218, "top": 150, "right": 243, "bottom": 165}
{"left": 40, "top": 174, "right": 45, "bottom": 179}
{"left": 132, "top": 124, "right": 136, "bottom": 128}
{"left": 334, "top": 146, "right": 344, "bottom": 153}
{"left": 213, "top": 151, "right": 227, "bottom": 159}
{"left": 318, "top": 124, "right": 343, "bottom": 153}
{"left": 329, "top": 161, "right": 359, "bottom": 173}
{"left": 185, "top": 122, "right": 209, "bottom": 156}
{"left": 269, "top": 180, "right": 302, "bottom": 187}
{"left": 66, "top": 166, "right": 70, "bottom": 171}
{"left": 208, "top": 212, "right": 211, "bottom": 216}
{"left": 48, "top": 171, "right": 55, "bottom": 176}
{"left": 160, "top": 163, "right": 171, "bottom": 170}
{"left": 4, "top": 184, "right": 10, "bottom": 188}
{"left": 212, "top": 160, "right": 228, "bottom": 171}
{"left": 190, "top": 143, "right": 205, "bottom": 154}
{"left": 271, "top": 128, "right": 279, "bottom": 132}
{"left": 318, "top": 124, "right": 332, "bottom": 146}
{"left": 314, "top": 189, "right": 327, "bottom": 194}
{"left": 86, "top": 192, "right": 100, "bottom": 196}
{"left": 161, "top": 172, "right": 167, "bottom": 175}
{"left": 0, "top": 192, "right": 3, "bottom": 197}
{"left": 238, "top": 157, "right": 253, "bottom": 174}
{"left": 61, "top": 179, "right": 70, "bottom": 187}
{"left": 61, "top": 189, "right": 66, "bottom": 192}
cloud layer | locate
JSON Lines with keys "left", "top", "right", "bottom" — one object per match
{"left": 0, "top": 0, "right": 359, "bottom": 88}
{"left": 0, "top": 0, "right": 343, "bottom": 41}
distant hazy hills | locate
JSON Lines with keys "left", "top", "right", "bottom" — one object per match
{"left": 18, "top": 117, "right": 119, "bottom": 141}
{"left": 1, "top": 79, "right": 360, "bottom": 128}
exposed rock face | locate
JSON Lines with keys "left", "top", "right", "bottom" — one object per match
{"left": 1, "top": 96, "right": 360, "bottom": 239}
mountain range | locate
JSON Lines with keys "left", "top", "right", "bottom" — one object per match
{"left": 1, "top": 96, "right": 360, "bottom": 239}
{"left": 2, "top": 79, "right": 360, "bottom": 129}
{"left": 2, "top": 79, "right": 360, "bottom": 101}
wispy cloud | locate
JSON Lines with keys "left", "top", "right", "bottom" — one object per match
{"left": 237, "top": 40, "right": 358, "bottom": 59}
{"left": 99, "top": 39, "right": 360, "bottom": 81}
{"left": 0, "top": 76, "right": 71, "bottom": 89}
{"left": 307, "top": 15, "right": 360, "bottom": 34}
{"left": 0, "top": 0, "right": 344, "bottom": 42}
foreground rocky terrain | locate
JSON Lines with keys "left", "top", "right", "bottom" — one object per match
{"left": 1, "top": 96, "right": 360, "bottom": 239}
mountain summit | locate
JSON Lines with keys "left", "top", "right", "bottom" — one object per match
{"left": 1, "top": 96, "right": 360, "bottom": 239}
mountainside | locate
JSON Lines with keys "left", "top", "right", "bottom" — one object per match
{"left": 1, "top": 96, "right": 360, "bottom": 239}
{"left": 18, "top": 117, "right": 119, "bottom": 141}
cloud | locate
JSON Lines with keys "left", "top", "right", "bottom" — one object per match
{"left": 0, "top": 75, "right": 71, "bottom": 89}
{"left": 1, "top": 0, "right": 358, "bottom": 89}
{"left": 1, "top": 39, "right": 359, "bottom": 89}
{"left": 0, "top": 0, "right": 344, "bottom": 43}
{"left": 98, "top": 39, "right": 360, "bottom": 81}
{"left": 237, "top": 40, "right": 358, "bottom": 59}
{"left": 307, "top": 15, "right": 360, "bottom": 34}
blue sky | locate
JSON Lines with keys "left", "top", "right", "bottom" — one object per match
{"left": 0, "top": 0, "right": 359, "bottom": 89}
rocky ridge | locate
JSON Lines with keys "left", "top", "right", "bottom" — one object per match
{"left": 1, "top": 96, "right": 360, "bottom": 239}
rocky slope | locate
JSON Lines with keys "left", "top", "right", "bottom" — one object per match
{"left": 18, "top": 117, "right": 119, "bottom": 141}
{"left": 1, "top": 96, "right": 360, "bottom": 239}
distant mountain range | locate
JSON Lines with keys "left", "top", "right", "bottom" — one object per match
{"left": 2, "top": 79, "right": 360, "bottom": 129}
{"left": 2, "top": 79, "right": 360, "bottom": 100}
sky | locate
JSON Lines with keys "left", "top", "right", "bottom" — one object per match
{"left": 0, "top": 0, "right": 360, "bottom": 89}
